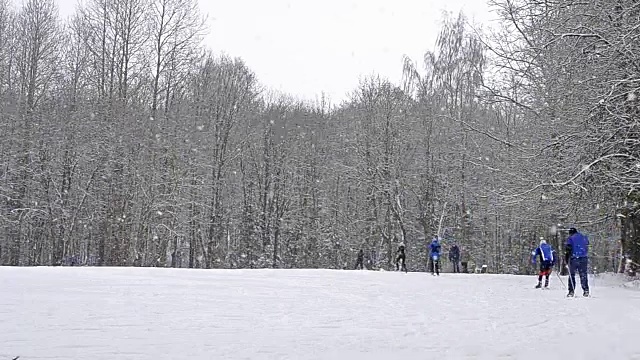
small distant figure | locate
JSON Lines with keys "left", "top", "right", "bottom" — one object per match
{"left": 565, "top": 227, "right": 590, "bottom": 297}
{"left": 449, "top": 243, "right": 460, "bottom": 273}
{"left": 531, "top": 237, "right": 556, "bottom": 289}
{"left": 395, "top": 242, "right": 407, "bottom": 272}
{"left": 355, "top": 249, "right": 364, "bottom": 270}
{"left": 429, "top": 235, "right": 441, "bottom": 276}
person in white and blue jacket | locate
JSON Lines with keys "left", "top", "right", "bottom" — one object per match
{"left": 531, "top": 238, "right": 556, "bottom": 289}
{"left": 429, "top": 236, "right": 441, "bottom": 276}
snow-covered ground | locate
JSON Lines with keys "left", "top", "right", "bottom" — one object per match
{"left": 1, "top": 267, "right": 640, "bottom": 360}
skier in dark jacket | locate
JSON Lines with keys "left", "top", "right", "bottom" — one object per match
{"left": 531, "top": 238, "right": 555, "bottom": 288}
{"left": 429, "top": 236, "right": 441, "bottom": 276}
{"left": 355, "top": 249, "right": 364, "bottom": 270}
{"left": 395, "top": 243, "right": 407, "bottom": 272}
{"left": 449, "top": 243, "right": 460, "bottom": 273}
{"left": 565, "top": 227, "right": 590, "bottom": 297}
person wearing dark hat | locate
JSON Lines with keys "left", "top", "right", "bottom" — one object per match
{"left": 449, "top": 243, "right": 461, "bottom": 273}
{"left": 395, "top": 242, "right": 407, "bottom": 272}
{"left": 355, "top": 249, "right": 364, "bottom": 270}
{"left": 564, "top": 227, "right": 590, "bottom": 297}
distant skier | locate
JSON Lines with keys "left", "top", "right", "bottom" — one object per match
{"left": 395, "top": 242, "right": 407, "bottom": 272}
{"left": 355, "top": 249, "right": 364, "bottom": 270}
{"left": 565, "top": 227, "right": 590, "bottom": 297}
{"left": 429, "top": 236, "right": 441, "bottom": 276}
{"left": 449, "top": 243, "right": 460, "bottom": 273}
{"left": 531, "top": 238, "right": 555, "bottom": 289}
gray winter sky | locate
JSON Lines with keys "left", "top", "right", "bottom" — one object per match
{"left": 46, "top": 0, "right": 495, "bottom": 104}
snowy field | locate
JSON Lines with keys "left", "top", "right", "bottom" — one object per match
{"left": 1, "top": 267, "right": 640, "bottom": 360}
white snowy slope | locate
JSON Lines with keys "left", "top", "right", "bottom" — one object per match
{"left": 1, "top": 268, "right": 640, "bottom": 360}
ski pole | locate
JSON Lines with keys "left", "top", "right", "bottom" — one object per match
{"left": 555, "top": 270, "right": 566, "bottom": 289}
{"left": 565, "top": 265, "right": 577, "bottom": 291}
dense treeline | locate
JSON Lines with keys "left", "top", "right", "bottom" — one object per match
{"left": 0, "top": 0, "right": 637, "bottom": 274}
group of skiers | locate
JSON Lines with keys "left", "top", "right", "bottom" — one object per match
{"left": 531, "top": 227, "right": 590, "bottom": 297}
{"left": 355, "top": 226, "right": 592, "bottom": 297}
{"left": 355, "top": 235, "right": 461, "bottom": 276}
{"left": 395, "top": 236, "right": 461, "bottom": 275}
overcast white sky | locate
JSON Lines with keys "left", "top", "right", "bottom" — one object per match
{"left": 47, "top": 0, "right": 495, "bottom": 104}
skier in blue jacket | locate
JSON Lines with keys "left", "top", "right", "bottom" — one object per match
{"left": 531, "top": 238, "right": 555, "bottom": 289}
{"left": 429, "top": 236, "right": 441, "bottom": 276}
{"left": 565, "top": 227, "right": 590, "bottom": 297}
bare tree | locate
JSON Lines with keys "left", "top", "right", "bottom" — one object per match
{"left": 3, "top": 0, "right": 61, "bottom": 265}
{"left": 182, "top": 54, "right": 258, "bottom": 268}
{"left": 0, "top": 0, "right": 15, "bottom": 265}
{"left": 148, "top": 0, "right": 205, "bottom": 119}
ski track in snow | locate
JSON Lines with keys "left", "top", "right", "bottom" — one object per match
{"left": 1, "top": 267, "right": 640, "bottom": 360}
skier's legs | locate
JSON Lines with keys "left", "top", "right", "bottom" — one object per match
{"left": 544, "top": 266, "right": 551, "bottom": 287}
{"left": 435, "top": 259, "right": 440, "bottom": 275}
{"left": 537, "top": 263, "right": 545, "bottom": 284}
{"left": 578, "top": 257, "right": 589, "bottom": 291}
{"left": 395, "top": 254, "right": 405, "bottom": 271}
{"left": 568, "top": 259, "right": 578, "bottom": 293}
{"left": 397, "top": 254, "right": 405, "bottom": 271}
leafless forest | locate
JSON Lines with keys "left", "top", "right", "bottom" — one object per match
{"left": 0, "top": 0, "right": 638, "bottom": 274}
